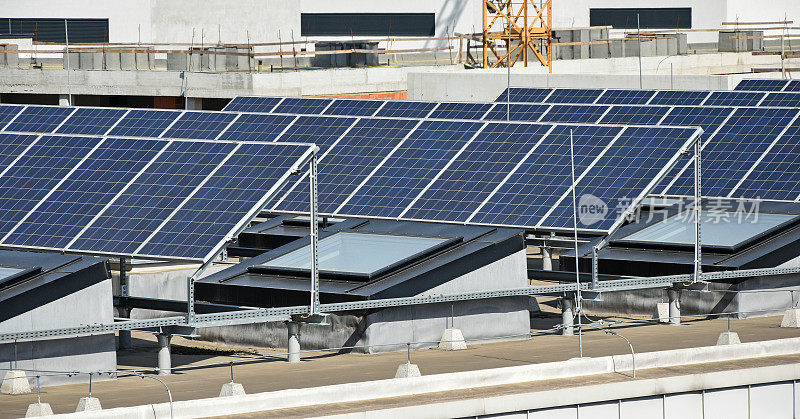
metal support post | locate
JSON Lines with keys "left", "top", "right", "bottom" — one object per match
{"left": 693, "top": 138, "right": 702, "bottom": 283}
{"left": 591, "top": 246, "right": 599, "bottom": 289}
{"left": 561, "top": 296, "right": 574, "bottom": 336}
{"left": 118, "top": 257, "right": 132, "bottom": 349}
{"left": 157, "top": 333, "right": 172, "bottom": 375}
{"left": 286, "top": 321, "right": 301, "bottom": 363}
{"left": 309, "top": 151, "right": 320, "bottom": 314}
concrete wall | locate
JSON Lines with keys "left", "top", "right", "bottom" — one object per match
{"left": 0, "top": 279, "right": 116, "bottom": 387}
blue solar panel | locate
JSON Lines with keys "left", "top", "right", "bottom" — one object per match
{"left": 218, "top": 113, "right": 297, "bottom": 142}
{"left": 598, "top": 106, "right": 669, "bottom": 125}
{"left": 595, "top": 90, "right": 657, "bottom": 105}
{"left": 223, "top": 96, "right": 282, "bottom": 113}
{"left": 545, "top": 89, "right": 604, "bottom": 104}
{"left": 375, "top": 101, "right": 437, "bottom": 118}
{"left": 496, "top": 87, "right": 553, "bottom": 103}
{"left": 3, "top": 137, "right": 166, "bottom": 249}
{"left": 0, "top": 133, "right": 39, "bottom": 169}
{"left": 69, "top": 141, "right": 237, "bottom": 255}
{"left": 54, "top": 107, "right": 128, "bottom": 135}
{"left": 337, "top": 120, "right": 484, "bottom": 218}
{"left": 5, "top": 106, "right": 74, "bottom": 133}
{"left": 402, "top": 123, "right": 553, "bottom": 222}
{"left": 703, "top": 91, "right": 764, "bottom": 107}
{"left": 538, "top": 104, "right": 608, "bottom": 123}
{"left": 108, "top": 109, "right": 181, "bottom": 138}
{"left": 543, "top": 126, "right": 697, "bottom": 231}
{"left": 666, "top": 108, "right": 799, "bottom": 197}
{"left": 0, "top": 105, "right": 24, "bottom": 129}
{"left": 272, "top": 98, "right": 332, "bottom": 114}
{"left": 734, "top": 79, "right": 788, "bottom": 91}
{"left": 162, "top": 111, "right": 237, "bottom": 140}
{"left": 649, "top": 91, "right": 709, "bottom": 106}
{"left": 733, "top": 118, "right": 800, "bottom": 200}
{"left": 277, "top": 116, "right": 356, "bottom": 153}
{"left": 471, "top": 125, "right": 622, "bottom": 227}
{"left": 276, "top": 118, "right": 420, "bottom": 214}
{"left": 759, "top": 92, "right": 800, "bottom": 108}
{"left": 138, "top": 142, "right": 313, "bottom": 259}
{"left": 427, "top": 102, "right": 493, "bottom": 120}
{"left": 323, "top": 99, "right": 384, "bottom": 116}
{"left": 483, "top": 103, "right": 550, "bottom": 122}
{"left": 0, "top": 135, "right": 100, "bottom": 237}
{"left": 785, "top": 81, "right": 800, "bottom": 92}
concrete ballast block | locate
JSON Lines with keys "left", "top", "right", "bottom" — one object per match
{"left": 25, "top": 403, "right": 53, "bottom": 417}
{"left": 395, "top": 362, "right": 421, "bottom": 378}
{"left": 1, "top": 370, "right": 31, "bottom": 394}
{"left": 438, "top": 328, "right": 467, "bottom": 351}
{"left": 654, "top": 302, "right": 670, "bottom": 323}
{"left": 75, "top": 396, "right": 102, "bottom": 412}
{"left": 716, "top": 332, "right": 741, "bottom": 346}
{"left": 781, "top": 307, "right": 800, "bottom": 327}
{"left": 219, "top": 382, "right": 246, "bottom": 397}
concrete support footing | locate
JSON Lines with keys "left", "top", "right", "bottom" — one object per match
{"left": 1, "top": 370, "right": 31, "bottom": 394}
{"left": 438, "top": 328, "right": 467, "bottom": 351}
{"left": 562, "top": 298, "right": 575, "bottom": 336}
{"left": 25, "top": 403, "right": 53, "bottom": 417}
{"left": 781, "top": 307, "right": 800, "bottom": 327}
{"left": 541, "top": 247, "right": 553, "bottom": 271}
{"left": 716, "top": 332, "right": 741, "bottom": 345}
{"left": 58, "top": 94, "right": 70, "bottom": 107}
{"left": 655, "top": 302, "right": 670, "bottom": 323}
{"left": 157, "top": 333, "right": 172, "bottom": 375}
{"left": 75, "top": 396, "right": 102, "bottom": 412}
{"left": 668, "top": 290, "right": 681, "bottom": 325}
{"left": 219, "top": 382, "right": 246, "bottom": 397}
{"left": 287, "top": 321, "right": 301, "bottom": 363}
{"left": 395, "top": 362, "right": 421, "bottom": 378}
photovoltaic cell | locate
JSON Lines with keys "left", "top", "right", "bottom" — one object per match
{"left": 496, "top": 87, "right": 553, "bottom": 103}
{"left": 538, "top": 104, "right": 608, "bottom": 123}
{"left": 55, "top": 107, "right": 128, "bottom": 135}
{"left": 402, "top": 123, "right": 553, "bottom": 222}
{"left": 545, "top": 89, "right": 604, "bottom": 104}
{"left": 323, "top": 99, "right": 384, "bottom": 116}
{"left": 5, "top": 106, "right": 74, "bottom": 133}
{"left": 3, "top": 137, "right": 166, "bottom": 248}
{"left": 108, "top": 109, "right": 181, "bottom": 138}
{"left": 0, "top": 133, "right": 40, "bottom": 169}
{"left": 427, "top": 102, "right": 493, "bottom": 120}
{"left": 375, "top": 101, "right": 437, "bottom": 118}
{"left": 734, "top": 79, "right": 788, "bottom": 92}
{"left": 648, "top": 91, "right": 709, "bottom": 106}
{"left": 162, "top": 111, "right": 237, "bottom": 140}
{"left": 277, "top": 116, "right": 356, "bottom": 153}
{"left": 734, "top": 118, "right": 800, "bottom": 200}
{"left": 218, "top": 113, "right": 297, "bottom": 142}
{"left": 272, "top": 97, "right": 332, "bottom": 115}
{"left": 759, "top": 92, "right": 800, "bottom": 108}
{"left": 595, "top": 90, "right": 657, "bottom": 105}
{"left": 483, "top": 103, "right": 550, "bottom": 122}
{"left": 703, "top": 91, "right": 764, "bottom": 107}
{"left": 785, "top": 81, "right": 800, "bottom": 92}
{"left": 0, "top": 105, "right": 24, "bottom": 128}
{"left": 337, "top": 120, "right": 484, "bottom": 218}
{"left": 471, "top": 125, "right": 621, "bottom": 227}
{"left": 598, "top": 106, "right": 669, "bottom": 125}
{"left": 223, "top": 96, "right": 282, "bottom": 113}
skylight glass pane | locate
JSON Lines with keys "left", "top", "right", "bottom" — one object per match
{"left": 0, "top": 266, "right": 23, "bottom": 280}
{"left": 264, "top": 232, "right": 448, "bottom": 275}
{"left": 622, "top": 211, "right": 795, "bottom": 247}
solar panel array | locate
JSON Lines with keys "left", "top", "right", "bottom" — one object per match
{"left": 734, "top": 79, "right": 800, "bottom": 92}
{"left": 0, "top": 131, "right": 315, "bottom": 262}
{"left": 0, "top": 103, "right": 700, "bottom": 233}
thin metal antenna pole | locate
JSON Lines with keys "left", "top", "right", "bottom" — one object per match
{"left": 64, "top": 19, "right": 72, "bottom": 106}
{"left": 637, "top": 13, "right": 643, "bottom": 90}
{"left": 569, "top": 129, "right": 583, "bottom": 357}
{"left": 507, "top": 14, "right": 511, "bottom": 121}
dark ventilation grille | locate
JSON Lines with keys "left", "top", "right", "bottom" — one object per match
{"left": 590, "top": 8, "right": 691, "bottom": 29}
{"left": 0, "top": 18, "right": 109, "bottom": 43}
{"left": 301, "top": 13, "right": 435, "bottom": 36}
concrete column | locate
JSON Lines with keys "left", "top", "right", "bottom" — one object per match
{"left": 668, "top": 290, "right": 680, "bottom": 325}
{"left": 185, "top": 97, "right": 203, "bottom": 110}
{"left": 157, "top": 333, "right": 172, "bottom": 375}
{"left": 286, "top": 322, "right": 300, "bottom": 363}
{"left": 561, "top": 297, "right": 574, "bottom": 336}
{"left": 118, "top": 308, "right": 132, "bottom": 350}
{"left": 541, "top": 247, "right": 553, "bottom": 271}
{"left": 58, "top": 94, "right": 70, "bottom": 106}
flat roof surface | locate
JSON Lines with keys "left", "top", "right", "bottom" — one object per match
{"left": 2, "top": 314, "right": 800, "bottom": 417}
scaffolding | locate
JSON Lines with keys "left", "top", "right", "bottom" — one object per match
{"left": 482, "top": 0, "right": 551, "bottom": 71}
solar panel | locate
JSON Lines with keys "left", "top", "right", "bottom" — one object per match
{"left": 337, "top": 120, "right": 484, "bottom": 218}
{"left": 277, "top": 116, "right": 356, "bottom": 153}
{"left": 375, "top": 101, "right": 437, "bottom": 118}
{"left": 703, "top": 91, "right": 764, "bottom": 107}
{"left": 545, "top": 89, "right": 604, "bottom": 104}
{"left": 0, "top": 133, "right": 39, "bottom": 169}
{"left": 595, "top": 90, "right": 657, "bottom": 105}
{"left": 223, "top": 96, "right": 282, "bottom": 113}
{"left": 759, "top": 92, "right": 800, "bottom": 108}
{"left": 5, "top": 106, "right": 75, "bottom": 133}
{"left": 0, "top": 105, "right": 24, "bottom": 129}
{"left": 538, "top": 104, "right": 608, "bottom": 123}
{"left": 483, "top": 103, "right": 550, "bottom": 122}
{"left": 648, "top": 91, "right": 709, "bottom": 106}
{"left": 218, "top": 113, "right": 297, "bottom": 142}
{"left": 496, "top": 87, "right": 553, "bottom": 103}
{"left": 734, "top": 79, "right": 788, "bottom": 91}
{"left": 785, "top": 81, "right": 800, "bottom": 92}
{"left": 401, "top": 123, "right": 554, "bottom": 223}
{"left": 162, "top": 111, "right": 238, "bottom": 139}
{"left": 427, "top": 102, "right": 493, "bottom": 120}
{"left": 108, "top": 109, "right": 181, "bottom": 137}
{"left": 323, "top": 99, "right": 383, "bottom": 116}
{"left": 272, "top": 97, "right": 332, "bottom": 114}
{"left": 598, "top": 106, "right": 669, "bottom": 125}
{"left": 55, "top": 107, "right": 128, "bottom": 135}
{"left": 732, "top": 118, "right": 800, "bottom": 201}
